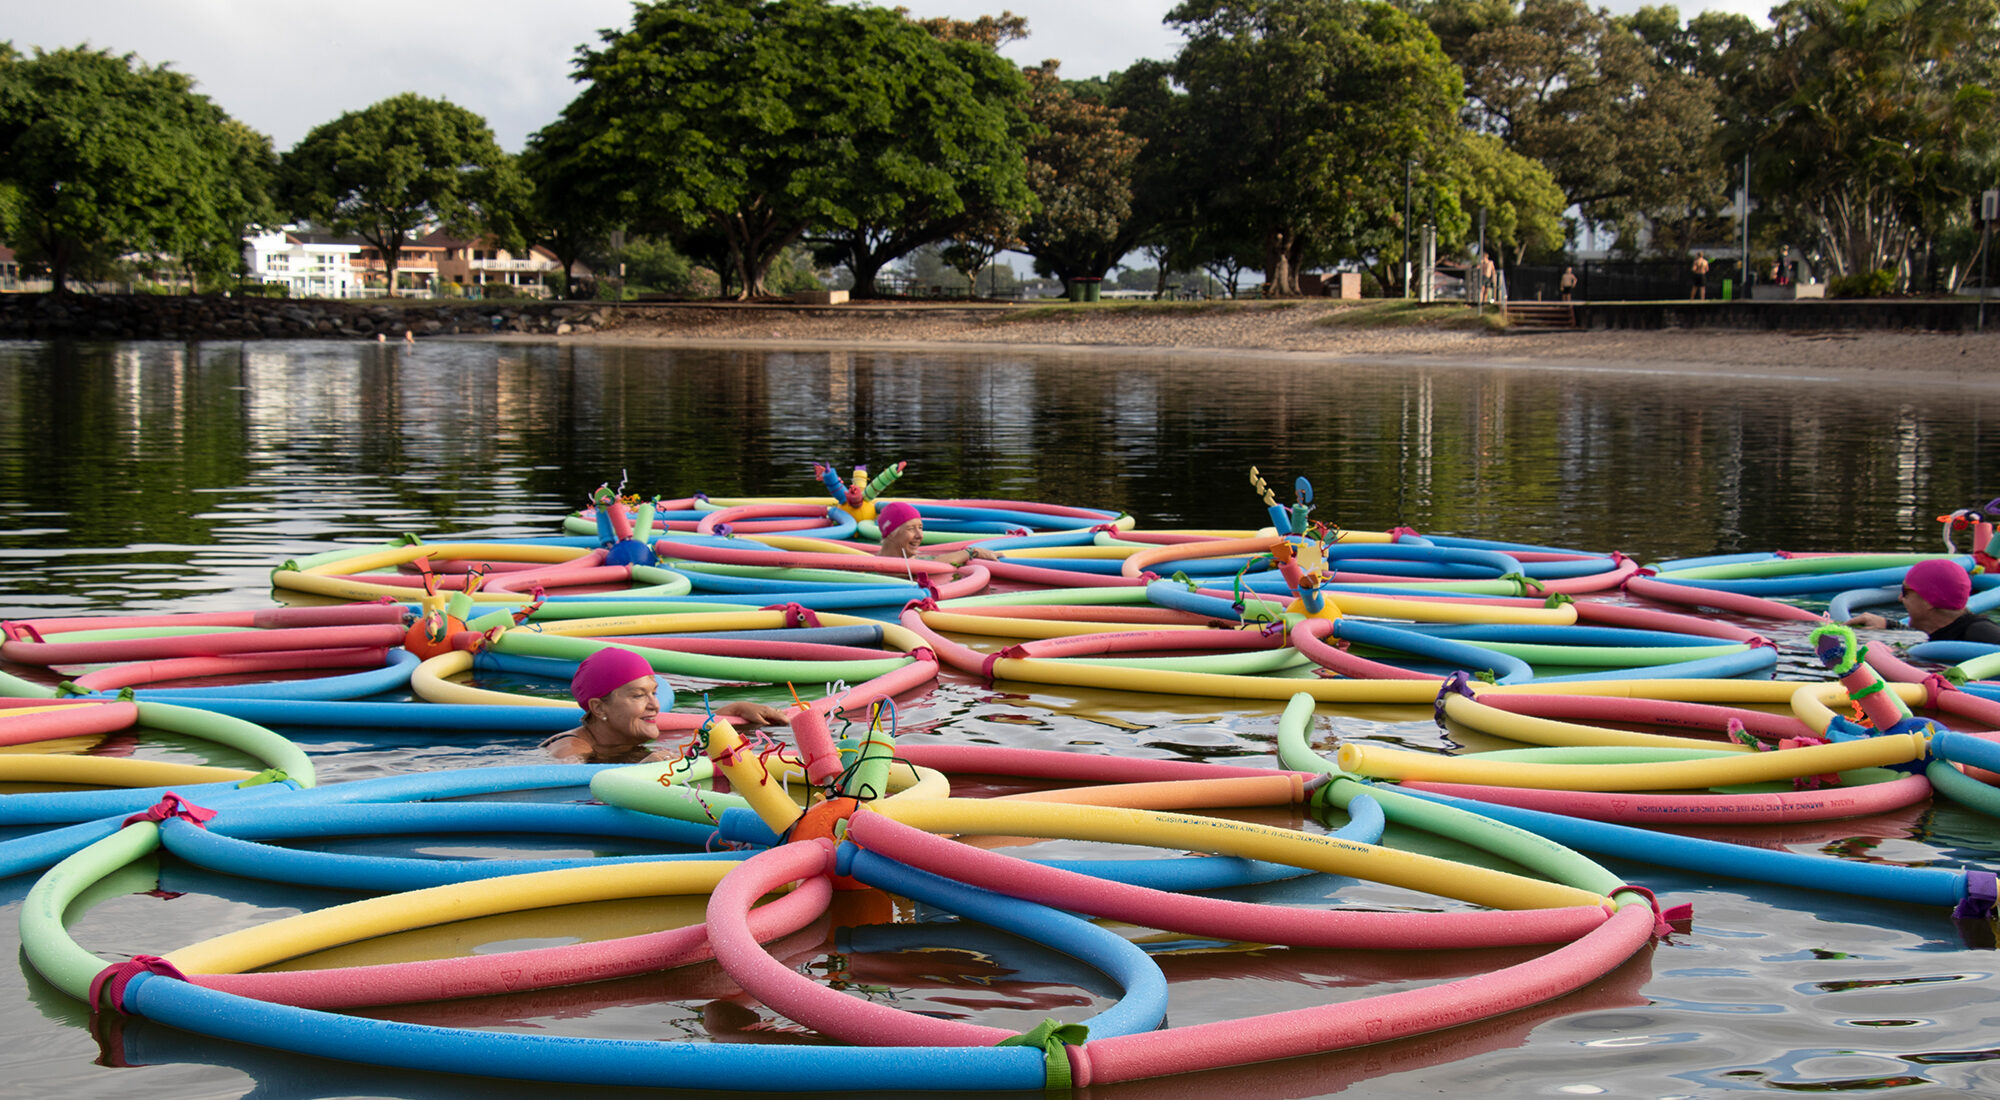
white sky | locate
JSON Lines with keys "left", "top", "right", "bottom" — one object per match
{"left": 9, "top": 0, "right": 1776, "bottom": 153}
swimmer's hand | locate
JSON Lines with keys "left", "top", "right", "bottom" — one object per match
{"left": 716, "top": 701, "right": 791, "bottom": 726}
{"left": 1845, "top": 613, "right": 1893, "bottom": 630}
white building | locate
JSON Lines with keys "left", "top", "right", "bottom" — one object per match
{"left": 242, "top": 227, "right": 364, "bottom": 298}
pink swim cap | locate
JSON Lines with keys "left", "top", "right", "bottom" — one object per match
{"left": 570, "top": 646, "right": 655, "bottom": 708}
{"left": 1904, "top": 559, "right": 1971, "bottom": 611}
{"left": 878, "top": 501, "right": 920, "bottom": 537}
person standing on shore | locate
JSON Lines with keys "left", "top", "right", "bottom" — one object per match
{"left": 1560, "top": 266, "right": 1578, "bottom": 302}
{"left": 1845, "top": 559, "right": 2000, "bottom": 644}
{"left": 1690, "top": 253, "right": 1709, "bottom": 300}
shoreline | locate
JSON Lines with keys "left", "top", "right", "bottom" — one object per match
{"left": 483, "top": 299, "right": 2000, "bottom": 389}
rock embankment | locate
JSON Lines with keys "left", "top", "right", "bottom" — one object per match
{"left": 0, "top": 294, "right": 611, "bottom": 341}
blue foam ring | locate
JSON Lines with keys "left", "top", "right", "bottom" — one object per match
{"left": 441, "top": 534, "right": 607, "bottom": 549}
{"left": 841, "top": 920, "right": 1125, "bottom": 994}
{"left": 1527, "top": 646, "right": 1777, "bottom": 683}
{"left": 1144, "top": 580, "right": 1288, "bottom": 624}
{"left": 159, "top": 808, "right": 739, "bottom": 892}
{"left": 1412, "top": 533, "right": 1610, "bottom": 558}
{"left": 1391, "top": 786, "right": 1971, "bottom": 908}
{"left": 1926, "top": 758, "right": 2000, "bottom": 817}
{"left": 118, "top": 975, "right": 1051, "bottom": 1091}
{"left": 603, "top": 539, "right": 658, "bottom": 567}
{"left": 1332, "top": 619, "right": 1535, "bottom": 684}
{"left": 294, "top": 764, "right": 612, "bottom": 805}
{"left": 841, "top": 844, "right": 1168, "bottom": 1040}
{"left": 0, "top": 777, "right": 290, "bottom": 827}
{"left": 1827, "top": 585, "right": 1900, "bottom": 622}
{"left": 0, "top": 780, "right": 304, "bottom": 878}
{"left": 1644, "top": 566, "right": 1927, "bottom": 597}
{"left": 676, "top": 571, "right": 919, "bottom": 594}
{"left": 108, "top": 697, "right": 583, "bottom": 731}
{"left": 1930, "top": 730, "right": 2000, "bottom": 774}
{"left": 1911, "top": 640, "right": 2000, "bottom": 666}
{"left": 617, "top": 590, "right": 923, "bottom": 611}
{"left": 68, "top": 648, "right": 421, "bottom": 702}
{"left": 1319, "top": 542, "right": 1526, "bottom": 578}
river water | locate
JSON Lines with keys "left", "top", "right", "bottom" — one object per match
{"left": 2, "top": 337, "right": 1999, "bottom": 1098}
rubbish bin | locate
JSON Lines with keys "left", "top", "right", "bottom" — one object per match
{"left": 1721, "top": 278, "right": 1733, "bottom": 301}
{"left": 1075, "top": 277, "right": 1102, "bottom": 302}
{"left": 1067, "top": 281, "right": 1086, "bottom": 303}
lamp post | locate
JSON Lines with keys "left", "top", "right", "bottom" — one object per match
{"left": 1403, "top": 159, "right": 1413, "bottom": 299}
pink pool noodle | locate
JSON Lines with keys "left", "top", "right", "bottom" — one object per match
{"left": 706, "top": 838, "right": 1014, "bottom": 1046}
{"left": 844, "top": 811, "right": 1610, "bottom": 952}
{"left": 1623, "top": 575, "right": 1830, "bottom": 622}
{"left": 2, "top": 624, "right": 409, "bottom": 666}
{"left": 68, "top": 648, "right": 392, "bottom": 693}
{"left": 1069, "top": 903, "right": 1652, "bottom": 1085}
{"left": 893, "top": 742, "right": 1308, "bottom": 784}
{"left": 1, "top": 603, "right": 402, "bottom": 641}
{"left": 788, "top": 706, "right": 842, "bottom": 784}
{"left": 0, "top": 699, "right": 139, "bottom": 745}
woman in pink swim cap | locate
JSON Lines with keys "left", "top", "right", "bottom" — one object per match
{"left": 875, "top": 501, "right": 996, "bottom": 567}
{"left": 542, "top": 646, "right": 787, "bottom": 762}
{"left": 1845, "top": 558, "right": 2000, "bottom": 644}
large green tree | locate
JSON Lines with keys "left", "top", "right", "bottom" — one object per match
{"left": 1758, "top": 0, "right": 1999, "bottom": 283}
{"left": 278, "top": 93, "right": 525, "bottom": 294}
{"left": 1013, "top": 63, "right": 1145, "bottom": 290}
{"left": 550, "top": 0, "right": 1034, "bottom": 299}
{"left": 1169, "top": 0, "right": 1464, "bottom": 295}
{"left": 806, "top": 11, "right": 1035, "bottom": 297}
{"left": 520, "top": 115, "right": 620, "bottom": 297}
{"left": 0, "top": 45, "right": 269, "bottom": 293}
{"left": 1424, "top": 0, "right": 1719, "bottom": 234}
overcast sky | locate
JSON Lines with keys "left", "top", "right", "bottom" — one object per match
{"left": 11, "top": 0, "right": 1775, "bottom": 153}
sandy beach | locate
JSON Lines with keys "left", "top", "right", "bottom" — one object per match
{"left": 558, "top": 299, "right": 2000, "bottom": 388}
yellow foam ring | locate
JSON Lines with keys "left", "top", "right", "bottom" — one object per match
{"left": 884, "top": 762, "right": 951, "bottom": 803}
{"left": 918, "top": 611, "right": 1218, "bottom": 640}
{"left": 166, "top": 861, "right": 742, "bottom": 976}
{"left": 0, "top": 754, "right": 255, "bottom": 786}
{"left": 270, "top": 894, "right": 710, "bottom": 971}
{"left": 993, "top": 773, "right": 1306, "bottom": 810}
{"left": 410, "top": 650, "right": 573, "bottom": 707}
{"left": 707, "top": 719, "right": 805, "bottom": 833}
{"left": 1476, "top": 678, "right": 1852, "bottom": 706}
{"left": 1438, "top": 691, "right": 1750, "bottom": 753}
{"left": 1337, "top": 732, "right": 1928, "bottom": 791}
{"left": 870, "top": 798, "right": 1609, "bottom": 912}
{"left": 1323, "top": 592, "right": 1580, "bottom": 626}
{"left": 697, "top": 496, "right": 842, "bottom": 507}
{"left": 1790, "top": 680, "right": 1933, "bottom": 735}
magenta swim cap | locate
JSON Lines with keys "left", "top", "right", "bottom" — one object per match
{"left": 570, "top": 646, "right": 655, "bottom": 708}
{"left": 1904, "top": 559, "right": 1971, "bottom": 611}
{"left": 878, "top": 501, "right": 920, "bottom": 537}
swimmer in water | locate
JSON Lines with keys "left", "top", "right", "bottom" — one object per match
{"left": 543, "top": 647, "right": 788, "bottom": 763}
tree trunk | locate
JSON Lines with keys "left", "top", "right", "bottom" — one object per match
{"left": 1263, "top": 229, "right": 1296, "bottom": 297}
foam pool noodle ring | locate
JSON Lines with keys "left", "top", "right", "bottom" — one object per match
{"left": 863, "top": 461, "right": 906, "bottom": 502}
{"left": 1289, "top": 475, "right": 1314, "bottom": 537}
{"left": 1249, "top": 466, "right": 1290, "bottom": 534}
{"left": 705, "top": 716, "right": 804, "bottom": 835}
{"left": 1810, "top": 622, "right": 1916, "bottom": 732}
{"left": 837, "top": 702, "right": 897, "bottom": 802}
{"left": 589, "top": 484, "right": 618, "bottom": 545}
{"left": 400, "top": 568, "right": 468, "bottom": 660}
{"left": 789, "top": 706, "right": 844, "bottom": 785}
{"left": 1273, "top": 540, "right": 1336, "bottom": 620}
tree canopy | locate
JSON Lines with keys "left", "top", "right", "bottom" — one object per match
{"left": 278, "top": 92, "right": 524, "bottom": 293}
{"left": 0, "top": 44, "right": 271, "bottom": 292}
{"left": 1168, "top": 0, "right": 1465, "bottom": 295}
{"left": 547, "top": 0, "right": 1035, "bottom": 299}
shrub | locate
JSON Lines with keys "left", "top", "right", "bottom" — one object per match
{"left": 1828, "top": 269, "right": 1894, "bottom": 298}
